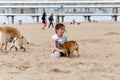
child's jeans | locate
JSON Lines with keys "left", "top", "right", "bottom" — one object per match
{"left": 50, "top": 51, "right": 60, "bottom": 57}
{"left": 50, "top": 51, "right": 76, "bottom": 58}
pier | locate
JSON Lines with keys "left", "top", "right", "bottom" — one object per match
{"left": 0, "top": 0, "right": 120, "bottom": 23}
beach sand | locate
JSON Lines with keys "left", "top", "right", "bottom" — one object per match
{"left": 0, "top": 21, "right": 120, "bottom": 80}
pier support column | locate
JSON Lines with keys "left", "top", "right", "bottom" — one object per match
{"left": 36, "top": 16, "right": 39, "bottom": 23}
{"left": 6, "top": 16, "right": 9, "bottom": 24}
{"left": 11, "top": 16, "right": 14, "bottom": 24}
{"left": 56, "top": 15, "right": 60, "bottom": 23}
{"left": 84, "top": 16, "right": 87, "bottom": 21}
{"left": 61, "top": 15, "right": 64, "bottom": 22}
{"left": 112, "top": 15, "right": 117, "bottom": 21}
{"left": 32, "top": 16, "right": 35, "bottom": 23}
{"left": 84, "top": 16, "right": 91, "bottom": 22}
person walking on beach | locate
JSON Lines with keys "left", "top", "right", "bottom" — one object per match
{"left": 50, "top": 23, "right": 67, "bottom": 57}
{"left": 48, "top": 13, "right": 54, "bottom": 28}
{"left": 41, "top": 12, "right": 47, "bottom": 30}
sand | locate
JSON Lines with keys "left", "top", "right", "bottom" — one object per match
{"left": 0, "top": 21, "right": 120, "bottom": 80}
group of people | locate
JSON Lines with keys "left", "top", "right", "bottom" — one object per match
{"left": 41, "top": 12, "right": 67, "bottom": 57}
{"left": 41, "top": 12, "right": 54, "bottom": 30}
{"left": 41, "top": 12, "right": 77, "bottom": 58}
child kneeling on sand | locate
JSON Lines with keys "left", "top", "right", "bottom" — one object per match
{"left": 50, "top": 23, "right": 67, "bottom": 57}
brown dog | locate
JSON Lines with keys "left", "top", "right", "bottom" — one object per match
{"left": 0, "top": 26, "right": 28, "bottom": 52}
{"left": 60, "top": 40, "right": 79, "bottom": 58}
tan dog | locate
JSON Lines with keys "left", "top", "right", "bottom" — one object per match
{"left": 60, "top": 40, "right": 79, "bottom": 58}
{"left": 0, "top": 26, "right": 28, "bottom": 52}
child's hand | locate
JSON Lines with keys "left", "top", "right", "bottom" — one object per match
{"left": 60, "top": 49, "right": 65, "bottom": 53}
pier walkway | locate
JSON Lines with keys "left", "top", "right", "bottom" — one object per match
{"left": 0, "top": 0, "right": 120, "bottom": 23}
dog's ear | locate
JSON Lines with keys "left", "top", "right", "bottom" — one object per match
{"left": 21, "top": 35, "right": 29, "bottom": 44}
{"left": 19, "top": 35, "right": 24, "bottom": 39}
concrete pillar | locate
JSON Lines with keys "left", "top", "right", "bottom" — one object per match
{"left": 84, "top": 16, "right": 87, "bottom": 21}
{"left": 88, "top": 16, "right": 91, "bottom": 22}
{"left": 112, "top": 15, "right": 117, "bottom": 21}
{"left": 36, "top": 16, "right": 39, "bottom": 23}
{"left": 32, "top": 16, "right": 35, "bottom": 23}
{"left": 61, "top": 15, "right": 64, "bottom": 22}
{"left": 11, "top": 16, "right": 14, "bottom": 24}
{"left": 56, "top": 14, "right": 60, "bottom": 23}
{"left": 6, "top": 16, "right": 9, "bottom": 24}
{"left": 84, "top": 16, "right": 91, "bottom": 22}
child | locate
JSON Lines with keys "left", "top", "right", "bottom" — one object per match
{"left": 41, "top": 12, "right": 47, "bottom": 30}
{"left": 50, "top": 23, "right": 67, "bottom": 57}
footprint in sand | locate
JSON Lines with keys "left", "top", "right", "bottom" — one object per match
{"left": 49, "top": 68, "right": 71, "bottom": 73}
{"left": 104, "top": 32, "right": 120, "bottom": 36}
{"left": 16, "top": 62, "right": 31, "bottom": 71}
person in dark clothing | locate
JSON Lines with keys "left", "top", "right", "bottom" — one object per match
{"left": 48, "top": 13, "right": 54, "bottom": 28}
{"left": 41, "top": 12, "right": 47, "bottom": 30}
